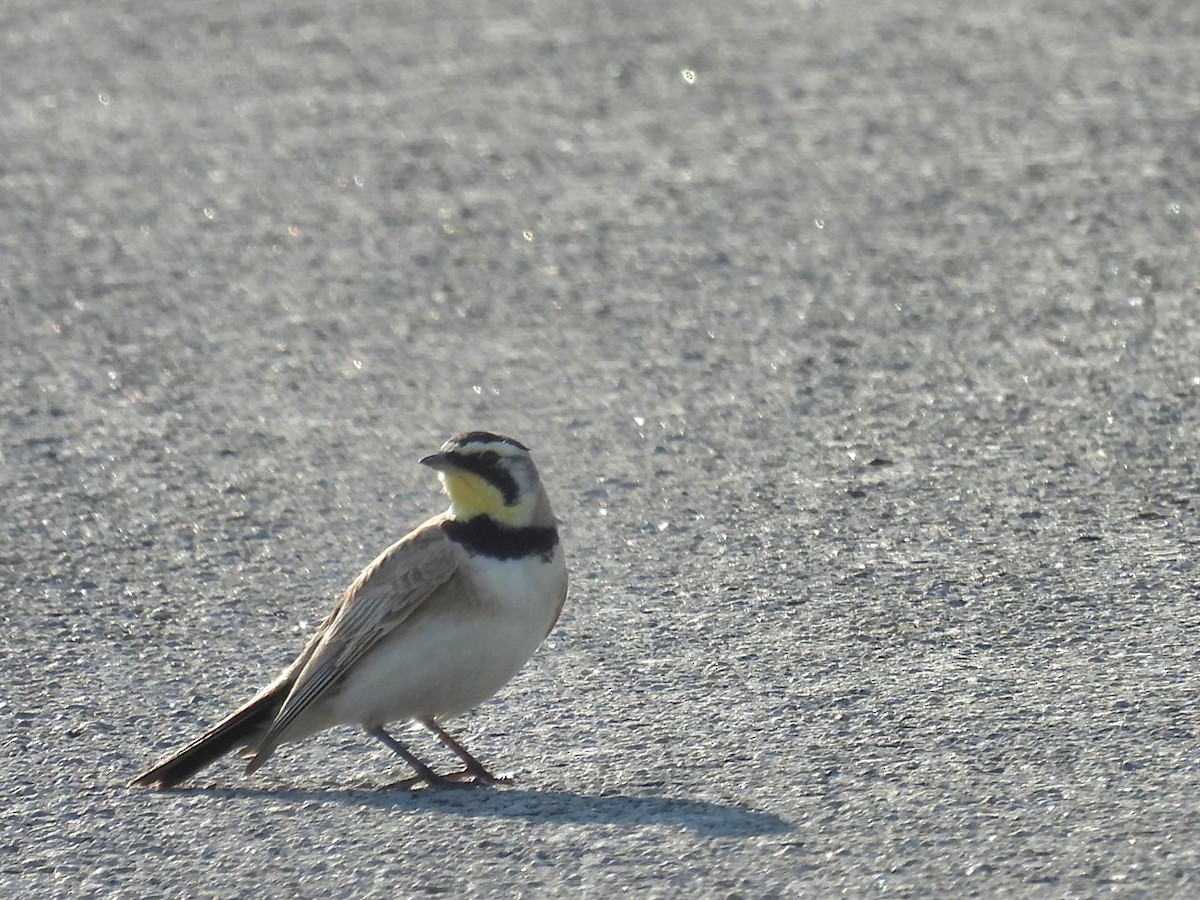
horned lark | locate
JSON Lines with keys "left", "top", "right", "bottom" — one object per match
{"left": 129, "top": 431, "right": 568, "bottom": 790}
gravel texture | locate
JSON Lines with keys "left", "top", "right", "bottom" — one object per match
{"left": 3, "top": 0, "right": 1199, "bottom": 896}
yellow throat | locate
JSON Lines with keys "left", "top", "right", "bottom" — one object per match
{"left": 440, "top": 470, "right": 529, "bottom": 526}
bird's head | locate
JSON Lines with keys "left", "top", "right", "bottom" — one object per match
{"left": 421, "top": 432, "right": 550, "bottom": 527}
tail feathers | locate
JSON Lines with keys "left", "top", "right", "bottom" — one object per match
{"left": 129, "top": 683, "right": 288, "bottom": 789}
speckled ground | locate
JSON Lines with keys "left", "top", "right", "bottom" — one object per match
{"left": 3, "top": 0, "right": 1199, "bottom": 896}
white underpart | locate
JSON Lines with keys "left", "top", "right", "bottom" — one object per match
{"left": 297, "top": 543, "right": 567, "bottom": 735}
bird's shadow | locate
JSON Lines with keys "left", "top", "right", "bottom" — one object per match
{"left": 156, "top": 783, "right": 790, "bottom": 837}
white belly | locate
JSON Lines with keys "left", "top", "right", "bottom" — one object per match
{"left": 319, "top": 547, "right": 566, "bottom": 727}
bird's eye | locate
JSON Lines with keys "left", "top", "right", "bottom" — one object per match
{"left": 478, "top": 450, "right": 500, "bottom": 466}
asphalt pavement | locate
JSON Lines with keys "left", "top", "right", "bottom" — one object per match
{"left": 3, "top": 0, "right": 1199, "bottom": 896}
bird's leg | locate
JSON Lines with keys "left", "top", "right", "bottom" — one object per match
{"left": 421, "top": 719, "right": 513, "bottom": 786}
{"left": 366, "top": 726, "right": 468, "bottom": 790}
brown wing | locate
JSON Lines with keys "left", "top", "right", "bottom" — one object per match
{"left": 246, "top": 516, "right": 459, "bottom": 771}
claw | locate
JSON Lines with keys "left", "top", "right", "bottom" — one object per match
{"left": 420, "top": 719, "right": 514, "bottom": 787}
{"left": 440, "top": 768, "right": 514, "bottom": 786}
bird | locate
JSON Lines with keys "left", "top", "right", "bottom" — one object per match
{"left": 129, "top": 431, "right": 568, "bottom": 790}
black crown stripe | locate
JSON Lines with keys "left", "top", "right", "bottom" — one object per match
{"left": 450, "top": 432, "right": 530, "bottom": 451}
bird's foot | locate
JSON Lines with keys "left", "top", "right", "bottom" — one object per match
{"left": 386, "top": 770, "right": 510, "bottom": 791}
{"left": 440, "top": 768, "right": 514, "bottom": 787}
